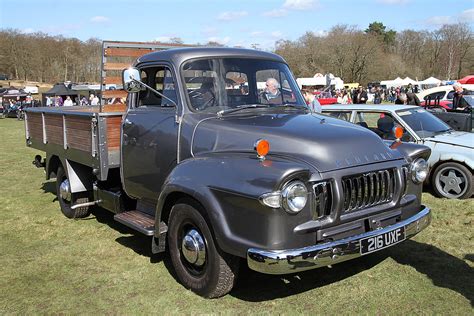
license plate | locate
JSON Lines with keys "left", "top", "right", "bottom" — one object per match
{"left": 360, "top": 226, "right": 405, "bottom": 255}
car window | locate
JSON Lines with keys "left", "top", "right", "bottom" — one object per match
{"left": 138, "top": 66, "right": 177, "bottom": 107}
{"left": 323, "top": 111, "right": 351, "bottom": 121}
{"left": 446, "top": 91, "right": 455, "bottom": 99}
{"left": 355, "top": 111, "right": 412, "bottom": 140}
{"left": 424, "top": 91, "right": 446, "bottom": 101}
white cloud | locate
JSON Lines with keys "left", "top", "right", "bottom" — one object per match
{"left": 459, "top": 8, "right": 474, "bottom": 22}
{"left": 424, "top": 16, "right": 453, "bottom": 27}
{"left": 250, "top": 31, "right": 264, "bottom": 37}
{"left": 263, "top": 9, "right": 288, "bottom": 17}
{"left": 90, "top": 16, "right": 110, "bottom": 23}
{"left": 217, "top": 11, "right": 248, "bottom": 21}
{"left": 376, "top": 0, "right": 409, "bottom": 5}
{"left": 283, "top": 0, "right": 317, "bottom": 10}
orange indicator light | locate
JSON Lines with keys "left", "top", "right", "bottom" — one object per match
{"left": 255, "top": 139, "right": 270, "bottom": 158}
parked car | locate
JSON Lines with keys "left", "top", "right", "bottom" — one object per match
{"left": 322, "top": 104, "right": 473, "bottom": 199}
{"left": 417, "top": 85, "right": 474, "bottom": 104}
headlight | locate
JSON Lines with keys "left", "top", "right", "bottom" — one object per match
{"left": 282, "top": 181, "right": 308, "bottom": 214}
{"left": 411, "top": 158, "right": 428, "bottom": 183}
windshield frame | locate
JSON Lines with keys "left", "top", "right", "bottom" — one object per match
{"left": 395, "top": 108, "right": 452, "bottom": 138}
{"left": 179, "top": 56, "right": 307, "bottom": 115}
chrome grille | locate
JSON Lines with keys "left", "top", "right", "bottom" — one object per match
{"left": 342, "top": 169, "right": 396, "bottom": 212}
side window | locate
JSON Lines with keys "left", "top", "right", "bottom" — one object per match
{"left": 138, "top": 66, "right": 177, "bottom": 107}
{"left": 324, "top": 111, "right": 351, "bottom": 122}
{"left": 424, "top": 91, "right": 445, "bottom": 101}
{"left": 446, "top": 91, "right": 455, "bottom": 99}
{"left": 355, "top": 112, "right": 412, "bottom": 141}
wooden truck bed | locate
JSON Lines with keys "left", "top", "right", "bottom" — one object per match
{"left": 25, "top": 104, "right": 125, "bottom": 180}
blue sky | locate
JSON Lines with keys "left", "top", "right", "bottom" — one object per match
{"left": 1, "top": 0, "right": 473, "bottom": 49}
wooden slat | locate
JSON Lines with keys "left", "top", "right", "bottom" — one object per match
{"left": 105, "top": 48, "right": 152, "bottom": 57}
{"left": 106, "top": 116, "right": 122, "bottom": 150}
{"left": 27, "top": 113, "right": 43, "bottom": 140}
{"left": 44, "top": 115, "right": 64, "bottom": 145}
{"left": 102, "top": 104, "right": 126, "bottom": 112}
{"left": 65, "top": 116, "right": 92, "bottom": 152}
{"left": 103, "top": 76, "right": 122, "bottom": 85}
{"left": 103, "top": 90, "right": 128, "bottom": 99}
{"left": 104, "top": 62, "right": 131, "bottom": 71}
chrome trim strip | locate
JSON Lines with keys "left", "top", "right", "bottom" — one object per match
{"left": 247, "top": 205, "right": 431, "bottom": 275}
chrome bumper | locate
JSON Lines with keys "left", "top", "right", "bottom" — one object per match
{"left": 247, "top": 205, "right": 431, "bottom": 275}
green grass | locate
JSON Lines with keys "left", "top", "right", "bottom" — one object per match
{"left": 0, "top": 118, "right": 473, "bottom": 314}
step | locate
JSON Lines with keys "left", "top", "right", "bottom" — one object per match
{"left": 114, "top": 210, "right": 155, "bottom": 236}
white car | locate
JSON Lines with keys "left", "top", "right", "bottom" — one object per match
{"left": 322, "top": 104, "right": 474, "bottom": 199}
{"left": 416, "top": 84, "right": 474, "bottom": 102}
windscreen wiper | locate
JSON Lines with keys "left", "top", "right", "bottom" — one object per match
{"left": 217, "top": 104, "right": 270, "bottom": 117}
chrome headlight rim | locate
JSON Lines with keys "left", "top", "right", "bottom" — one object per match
{"left": 281, "top": 180, "right": 308, "bottom": 214}
{"left": 411, "top": 158, "right": 428, "bottom": 183}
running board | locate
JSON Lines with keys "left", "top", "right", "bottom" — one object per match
{"left": 114, "top": 210, "right": 155, "bottom": 236}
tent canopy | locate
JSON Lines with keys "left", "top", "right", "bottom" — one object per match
{"left": 0, "top": 86, "right": 28, "bottom": 97}
{"left": 43, "top": 83, "right": 80, "bottom": 96}
{"left": 458, "top": 75, "right": 474, "bottom": 84}
{"left": 420, "top": 76, "right": 441, "bottom": 85}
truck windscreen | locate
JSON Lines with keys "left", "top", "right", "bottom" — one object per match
{"left": 181, "top": 58, "right": 306, "bottom": 113}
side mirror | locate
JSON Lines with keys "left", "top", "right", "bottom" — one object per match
{"left": 122, "top": 68, "right": 141, "bottom": 93}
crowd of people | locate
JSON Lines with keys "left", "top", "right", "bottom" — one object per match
{"left": 45, "top": 94, "right": 100, "bottom": 107}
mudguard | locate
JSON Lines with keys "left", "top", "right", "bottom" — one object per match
{"left": 155, "top": 152, "right": 315, "bottom": 257}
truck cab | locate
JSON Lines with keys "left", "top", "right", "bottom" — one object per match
{"left": 26, "top": 46, "right": 432, "bottom": 298}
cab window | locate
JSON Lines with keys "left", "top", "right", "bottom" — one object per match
{"left": 355, "top": 111, "right": 413, "bottom": 141}
{"left": 138, "top": 66, "right": 177, "bottom": 107}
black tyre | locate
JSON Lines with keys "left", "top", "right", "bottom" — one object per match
{"left": 168, "top": 201, "right": 239, "bottom": 298}
{"left": 56, "top": 166, "right": 91, "bottom": 218}
{"left": 432, "top": 162, "right": 473, "bottom": 199}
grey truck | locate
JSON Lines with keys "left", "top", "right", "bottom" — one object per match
{"left": 25, "top": 45, "right": 432, "bottom": 298}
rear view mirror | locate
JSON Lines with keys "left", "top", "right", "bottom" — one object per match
{"left": 122, "top": 68, "right": 141, "bottom": 93}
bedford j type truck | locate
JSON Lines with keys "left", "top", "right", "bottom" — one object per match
{"left": 25, "top": 44, "right": 432, "bottom": 298}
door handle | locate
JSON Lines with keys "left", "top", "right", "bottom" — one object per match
{"left": 123, "top": 118, "right": 133, "bottom": 126}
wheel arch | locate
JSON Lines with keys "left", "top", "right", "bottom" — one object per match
{"left": 429, "top": 158, "right": 473, "bottom": 184}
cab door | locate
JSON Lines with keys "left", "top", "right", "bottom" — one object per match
{"left": 121, "top": 64, "right": 180, "bottom": 201}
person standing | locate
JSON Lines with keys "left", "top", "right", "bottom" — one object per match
{"left": 301, "top": 89, "right": 322, "bottom": 113}
{"left": 46, "top": 96, "right": 52, "bottom": 107}
{"left": 63, "top": 96, "right": 73, "bottom": 106}
{"left": 452, "top": 82, "right": 464, "bottom": 110}
{"left": 91, "top": 94, "right": 100, "bottom": 106}
{"left": 355, "top": 86, "right": 368, "bottom": 104}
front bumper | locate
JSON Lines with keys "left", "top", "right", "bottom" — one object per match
{"left": 247, "top": 205, "right": 431, "bottom": 274}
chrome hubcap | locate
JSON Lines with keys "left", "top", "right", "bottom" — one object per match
{"left": 59, "top": 179, "right": 71, "bottom": 202}
{"left": 181, "top": 229, "right": 206, "bottom": 267}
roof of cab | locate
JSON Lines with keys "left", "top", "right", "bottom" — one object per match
{"left": 134, "top": 47, "right": 286, "bottom": 66}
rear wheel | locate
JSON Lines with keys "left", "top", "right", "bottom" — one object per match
{"left": 56, "top": 166, "right": 90, "bottom": 218}
{"left": 432, "top": 162, "right": 473, "bottom": 199}
{"left": 167, "top": 201, "right": 239, "bottom": 298}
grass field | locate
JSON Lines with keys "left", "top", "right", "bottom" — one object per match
{"left": 0, "top": 118, "right": 473, "bottom": 314}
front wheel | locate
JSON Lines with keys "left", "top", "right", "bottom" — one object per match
{"left": 56, "top": 166, "right": 91, "bottom": 218}
{"left": 432, "top": 162, "right": 473, "bottom": 199}
{"left": 167, "top": 201, "right": 239, "bottom": 298}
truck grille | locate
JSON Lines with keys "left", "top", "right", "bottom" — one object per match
{"left": 342, "top": 169, "right": 396, "bottom": 212}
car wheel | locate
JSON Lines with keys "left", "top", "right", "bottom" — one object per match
{"left": 168, "top": 201, "right": 239, "bottom": 298}
{"left": 56, "top": 166, "right": 91, "bottom": 218}
{"left": 432, "top": 162, "right": 473, "bottom": 199}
